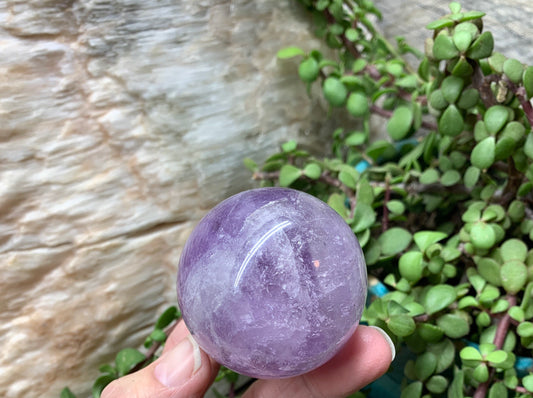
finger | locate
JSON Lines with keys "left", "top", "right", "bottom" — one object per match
{"left": 242, "top": 325, "right": 395, "bottom": 398}
{"left": 162, "top": 320, "right": 191, "bottom": 355}
{"left": 101, "top": 329, "right": 219, "bottom": 398}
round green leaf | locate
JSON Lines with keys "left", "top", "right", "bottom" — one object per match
{"left": 455, "top": 21, "right": 479, "bottom": 37}
{"left": 149, "top": 328, "right": 167, "bottom": 342}
{"left": 441, "top": 75, "right": 464, "bottom": 103}
{"left": 339, "top": 170, "right": 357, "bottom": 190}
{"left": 457, "top": 87, "right": 480, "bottom": 109}
{"left": 486, "top": 350, "right": 508, "bottom": 365}
{"left": 458, "top": 295, "right": 479, "bottom": 309}
{"left": 414, "top": 231, "right": 447, "bottom": 252}
{"left": 415, "top": 352, "right": 437, "bottom": 380}
{"left": 400, "top": 381, "right": 422, "bottom": 398}
{"left": 420, "top": 168, "right": 440, "bottom": 184}
{"left": 115, "top": 348, "right": 145, "bottom": 377}
{"left": 460, "top": 346, "right": 483, "bottom": 361}
{"left": 508, "top": 306, "right": 525, "bottom": 322}
{"left": 517, "top": 322, "right": 533, "bottom": 337}
{"left": 449, "top": 2, "right": 461, "bottom": 13}
{"left": 525, "top": 133, "right": 533, "bottom": 159}
{"left": 508, "top": 200, "right": 526, "bottom": 223}
{"left": 503, "top": 58, "right": 524, "bottom": 84}
{"left": 328, "top": 193, "right": 348, "bottom": 217}
{"left": 277, "top": 46, "right": 305, "bottom": 59}
{"left": 470, "top": 221, "right": 496, "bottom": 249}
{"left": 386, "top": 200, "right": 405, "bottom": 215}
{"left": 495, "top": 136, "right": 517, "bottom": 160}
{"left": 466, "top": 31, "right": 494, "bottom": 59}
{"left": 436, "top": 313, "right": 469, "bottom": 338}
{"left": 523, "top": 66, "right": 533, "bottom": 98}
{"left": 352, "top": 202, "right": 376, "bottom": 233}
{"left": 473, "top": 363, "right": 490, "bottom": 383}
{"left": 429, "top": 89, "right": 448, "bottom": 110}
{"left": 426, "top": 18, "right": 454, "bottom": 30}
{"left": 346, "top": 91, "right": 369, "bottom": 117}
{"left": 488, "top": 52, "right": 506, "bottom": 73}
{"left": 523, "top": 374, "right": 533, "bottom": 392}
{"left": 488, "top": 382, "right": 507, "bottom": 398}
{"left": 387, "top": 106, "right": 413, "bottom": 140}
{"left": 484, "top": 105, "right": 509, "bottom": 134}
{"left": 501, "top": 260, "right": 527, "bottom": 294}
{"left": 345, "top": 28, "right": 359, "bottom": 42}
{"left": 438, "top": 104, "right": 464, "bottom": 136}
{"left": 323, "top": 77, "right": 348, "bottom": 107}
{"left": 399, "top": 251, "right": 424, "bottom": 282}
{"left": 378, "top": 227, "right": 412, "bottom": 256}
{"left": 427, "top": 338, "right": 456, "bottom": 373}
{"left": 345, "top": 132, "right": 366, "bottom": 146}
{"left": 426, "top": 375, "right": 448, "bottom": 394}
{"left": 441, "top": 169, "right": 461, "bottom": 186}
{"left": 424, "top": 284, "right": 457, "bottom": 315}
{"left": 453, "top": 30, "right": 473, "bottom": 52}
{"left": 298, "top": 57, "right": 320, "bottom": 82}
{"left": 387, "top": 314, "right": 416, "bottom": 337}
{"left": 451, "top": 56, "right": 474, "bottom": 77}
{"left": 352, "top": 58, "right": 368, "bottom": 73}
{"left": 501, "top": 239, "right": 528, "bottom": 262}
{"left": 471, "top": 136, "right": 495, "bottom": 169}
{"left": 477, "top": 257, "right": 502, "bottom": 286}
{"left": 282, "top": 140, "right": 297, "bottom": 152}
{"left": 61, "top": 388, "right": 77, "bottom": 398}
{"left": 502, "top": 121, "right": 526, "bottom": 142}
{"left": 418, "top": 322, "right": 444, "bottom": 342}
{"left": 92, "top": 375, "right": 116, "bottom": 398}
{"left": 474, "top": 120, "right": 489, "bottom": 141}
{"left": 155, "top": 306, "right": 179, "bottom": 329}
{"left": 433, "top": 33, "right": 459, "bottom": 60}
{"left": 279, "top": 164, "right": 301, "bottom": 187}
{"left": 243, "top": 157, "right": 258, "bottom": 172}
{"left": 303, "top": 163, "right": 322, "bottom": 179}
{"left": 464, "top": 166, "right": 480, "bottom": 188}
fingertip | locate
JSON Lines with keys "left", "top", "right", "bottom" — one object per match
{"left": 367, "top": 325, "right": 396, "bottom": 362}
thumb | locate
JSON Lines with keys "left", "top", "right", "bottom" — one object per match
{"left": 101, "top": 335, "right": 219, "bottom": 398}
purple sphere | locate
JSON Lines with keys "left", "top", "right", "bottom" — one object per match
{"left": 177, "top": 187, "right": 367, "bottom": 378}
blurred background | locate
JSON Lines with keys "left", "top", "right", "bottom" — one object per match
{"left": 0, "top": 0, "right": 531, "bottom": 396}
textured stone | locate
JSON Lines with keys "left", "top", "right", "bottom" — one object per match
{"left": 178, "top": 188, "right": 367, "bottom": 378}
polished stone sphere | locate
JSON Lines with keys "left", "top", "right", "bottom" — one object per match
{"left": 177, "top": 187, "right": 367, "bottom": 378}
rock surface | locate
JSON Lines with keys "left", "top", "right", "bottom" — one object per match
{"left": 1, "top": 0, "right": 532, "bottom": 397}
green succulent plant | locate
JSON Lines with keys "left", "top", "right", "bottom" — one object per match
{"left": 250, "top": 1, "right": 533, "bottom": 397}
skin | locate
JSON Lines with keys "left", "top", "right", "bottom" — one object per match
{"left": 101, "top": 320, "right": 393, "bottom": 398}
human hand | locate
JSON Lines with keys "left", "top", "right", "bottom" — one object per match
{"left": 101, "top": 320, "right": 395, "bottom": 398}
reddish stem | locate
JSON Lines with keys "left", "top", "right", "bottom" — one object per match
{"left": 473, "top": 295, "right": 516, "bottom": 398}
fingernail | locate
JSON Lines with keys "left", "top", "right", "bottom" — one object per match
{"left": 154, "top": 335, "right": 202, "bottom": 388}
{"left": 369, "top": 326, "right": 396, "bottom": 362}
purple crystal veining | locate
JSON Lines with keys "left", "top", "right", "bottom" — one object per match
{"left": 177, "top": 187, "right": 367, "bottom": 378}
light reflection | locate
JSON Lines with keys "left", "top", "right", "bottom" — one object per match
{"left": 233, "top": 220, "right": 292, "bottom": 289}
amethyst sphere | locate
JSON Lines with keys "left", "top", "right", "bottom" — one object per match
{"left": 177, "top": 187, "right": 367, "bottom": 378}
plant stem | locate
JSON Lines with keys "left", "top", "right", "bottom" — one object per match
{"left": 473, "top": 295, "right": 517, "bottom": 398}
